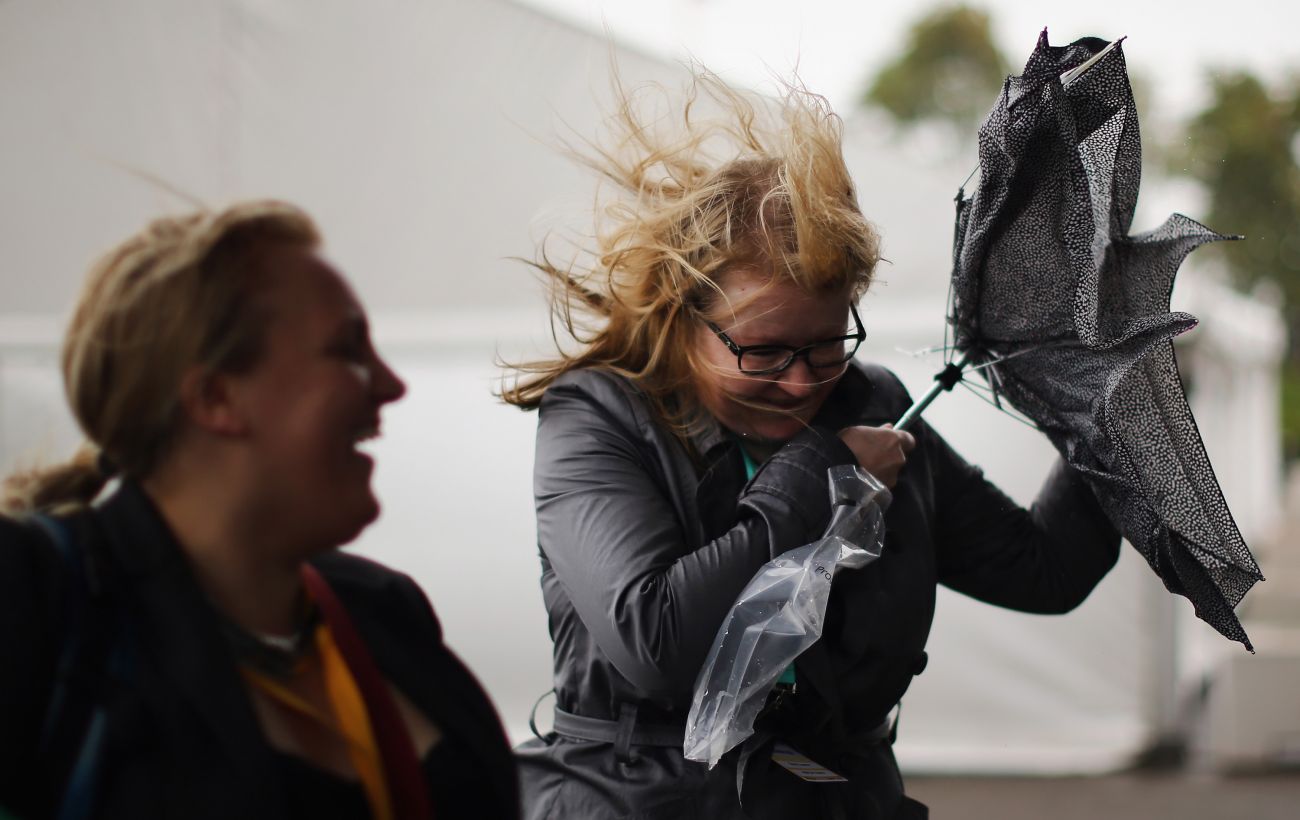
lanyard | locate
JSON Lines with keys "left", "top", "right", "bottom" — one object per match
{"left": 301, "top": 564, "right": 433, "bottom": 819}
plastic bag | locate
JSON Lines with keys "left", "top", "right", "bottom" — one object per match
{"left": 682, "top": 464, "right": 891, "bottom": 768}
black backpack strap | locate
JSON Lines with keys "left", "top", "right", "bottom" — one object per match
{"left": 28, "top": 512, "right": 122, "bottom": 820}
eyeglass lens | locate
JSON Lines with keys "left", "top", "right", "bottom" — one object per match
{"left": 739, "top": 337, "right": 859, "bottom": 374}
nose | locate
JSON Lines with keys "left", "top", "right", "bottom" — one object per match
{"left": 776, "top": 356, "right": 821, "bottom": 398}
{"left": 371, "top": 352, "right": 407, "bottom": 405}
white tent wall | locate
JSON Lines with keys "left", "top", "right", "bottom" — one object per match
{"left": 0, "top": 0, "right": 1282, "bottom": 775}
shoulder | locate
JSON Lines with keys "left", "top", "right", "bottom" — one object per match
{"left": 0, "top": 512, "right": 59, "bottom": 563}
{"left": 0, "top": 512, "right": 75, "bottom": 607}
{"left": 539, "top": 368, "right": 660, "bottom": 444}
{"left": 310, "top": 550, "right": 442, "bottom": 637}
{"left": 309, "top": 552, "right": 517, "bottom": 813}
{"left": 854, "top": 361, "right": 912, "bottom": 400}
{"left": 544, "top": 368, "right": 646, "bottom": 415}
{"left": 0, "top": 513, "right": 76, "bottom": 806}
{"left": 822, "top": 361, "right": 914, "bottom": 426}
{"left": 311, "top": 547, "right": 415, "bottom": 592}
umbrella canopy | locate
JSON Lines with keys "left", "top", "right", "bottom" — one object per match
{"left": 910, "top": 31, "right": 1263, "bottom": 649}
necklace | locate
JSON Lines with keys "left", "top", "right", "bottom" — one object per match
{"left": 220, "top": 605, "right": 321, "bottom": 680}
{"left": 250, "top": 628, "right": 307, "bottom": 654}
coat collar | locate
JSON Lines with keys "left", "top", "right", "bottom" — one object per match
{"left": 811, "top": 362, "right": 877, "bottom": 429}
{"left": 92, "top": 479, "right": 284, "bottom": 807}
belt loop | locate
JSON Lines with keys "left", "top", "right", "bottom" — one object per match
{"left": 528, "top": 688, "right": 557, "bottom": 743}
{"left": 614, "top": 702, "right": 638, "bottom": 764}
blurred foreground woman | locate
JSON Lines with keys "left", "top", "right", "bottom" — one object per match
{"left": 503, "top": 74, "right": 1120, "bottom": 819}
{"left": 0, "top": 202, "right": 518, "bottom": 819}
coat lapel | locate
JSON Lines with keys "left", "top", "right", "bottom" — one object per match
{"left": 320, "top": 560, "right": 517, "bottom": 806}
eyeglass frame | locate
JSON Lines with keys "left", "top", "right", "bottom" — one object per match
{"left": 702, "top": 303, "right": 866, "bottom": 376}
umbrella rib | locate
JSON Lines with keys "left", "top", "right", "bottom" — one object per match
{"left": 893, "top": 344, "right": 950, "bottom": 358}
{"left": 957, "top": 380, "right": 1042, "bottom": 430}
{"left": 1060, "top": 37, "right": 1127, "bottom": 85}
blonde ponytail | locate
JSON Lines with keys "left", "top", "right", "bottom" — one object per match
{"left": 1, "top": 443, "right": 112, "bottom": 515}
{"left": 2, "top": 200, "right": 319, "bottom": 514}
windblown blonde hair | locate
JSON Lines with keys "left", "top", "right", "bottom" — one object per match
{"left": 2, "top": 200, "right": 320, "bottom": 514}
{"left": 500, "top": 70, "right": 880, "bottom": 433}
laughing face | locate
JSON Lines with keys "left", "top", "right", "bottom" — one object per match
{"left": 691, "top": 268, "right": 856, "bottom": 447}
{"left": 228, "top": 244, "right": 406, "bottom": 551}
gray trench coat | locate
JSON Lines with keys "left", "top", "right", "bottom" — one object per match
{"left": 516, "top": 363, "right": 1120, "bottom": 819}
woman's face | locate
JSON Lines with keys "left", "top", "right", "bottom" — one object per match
{"left": 228, "top": 244, "right": 406, "bottom": 551}
{"left": 692, "top": 268, "right": 855, "bottom": 445}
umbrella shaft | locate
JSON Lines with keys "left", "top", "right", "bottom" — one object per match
{"left": 894, "top": 353, "right": 971, "bottom": 431}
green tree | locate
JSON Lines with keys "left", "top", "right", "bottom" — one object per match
{"left": 1171, "top": 72, "right": 1300, "bottom": 455}
{"left": 863, "top": 5, "right": 1008, "bottom": 134}
{"left": 1176, "top": 73, "right": 1300, "bottom": 293}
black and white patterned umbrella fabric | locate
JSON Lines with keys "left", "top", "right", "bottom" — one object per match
{"left": 945, "top": 32, "right": 1263, "bottom": 649}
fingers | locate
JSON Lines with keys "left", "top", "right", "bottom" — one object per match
{"left": 836, "top": 424, "right": 915, "bottom": 489}
{"left": 879, "top": 423, "right": 916, "bottom": 452}
{"left": 877, "top": 443, "right": 907, "bottom": 489}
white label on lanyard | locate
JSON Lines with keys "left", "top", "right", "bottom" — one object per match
{"left": 771, "top": 743, "right": 847, "bottom": 782}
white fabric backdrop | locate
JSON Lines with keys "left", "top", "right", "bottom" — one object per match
{"left": 0, "top": 0, "right": 1281, "bottom": 773}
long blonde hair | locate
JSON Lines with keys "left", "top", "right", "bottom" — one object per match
{"left": 2, "top": 200, "right": 320, "bottom": 514}
{"left": 500, "top": 70, "right": 880, "bottom": 432}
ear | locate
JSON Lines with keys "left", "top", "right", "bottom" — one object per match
{"left": 177, "top": 366, "right": 250, "bottom": 437}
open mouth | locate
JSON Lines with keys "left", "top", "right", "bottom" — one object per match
{"left": 351, "top": 422, "right": 381, "bottom": 456}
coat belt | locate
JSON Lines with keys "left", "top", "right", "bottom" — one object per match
{"left": 552, "top": 705, "right": 685, "bottom": 748}
{"left": 551, "top": 703, "right": 895, "bottom": 758}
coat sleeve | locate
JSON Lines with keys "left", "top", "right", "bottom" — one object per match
{"left": 534, "top": 374, "right": 856, "bottom": 696}
{"left": 926, "top": 422, "right": 1122, "bottom": 613}
{"left": 0, "top": 516, "right": 64, "bottom": 817}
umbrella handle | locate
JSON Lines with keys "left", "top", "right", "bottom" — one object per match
{"left": 894, "top": 353, "right": 970, "bottom": 431}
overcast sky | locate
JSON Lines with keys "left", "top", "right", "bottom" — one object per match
{"left": 519, "top": 0, "right": 1300, "bottom": 123}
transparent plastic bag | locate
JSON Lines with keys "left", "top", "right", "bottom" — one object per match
{"left": 682, "top": 464, "right": 891, "bottom": 768}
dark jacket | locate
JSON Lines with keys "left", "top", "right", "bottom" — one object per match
{"left": 0, "top": 480, "right": 519, "bottom": 820}
{"left": 516, "top": 363, "right": 1120, "bottom": 819}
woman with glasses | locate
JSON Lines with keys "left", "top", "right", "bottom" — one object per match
{"left": 502, "top": 74, "right": 1119, "bottom": 820}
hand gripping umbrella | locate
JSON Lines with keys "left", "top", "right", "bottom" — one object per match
{"left": 895, "top": 31, "right": 1264, "bottom": 650}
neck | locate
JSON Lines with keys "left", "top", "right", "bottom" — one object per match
{"left": 143, "top": 463, "right": 306, "bottom": 637}
{"left": 738, "top": 437, "right": 783, "bottom": 464}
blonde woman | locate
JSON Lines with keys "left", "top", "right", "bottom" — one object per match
{"left": 0, "top": 202, "right": 518, "bottom": 819}
{"left": 503, "top": 75, "right": 1120, "bottom": 819}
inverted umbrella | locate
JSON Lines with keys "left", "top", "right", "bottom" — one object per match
{"left": 896, "top": 32, "right": 1264, "bottom": 650}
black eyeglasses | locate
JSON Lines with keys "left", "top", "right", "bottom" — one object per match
{"left": 704, "top": 304, "right": 865, "bottom": 376}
